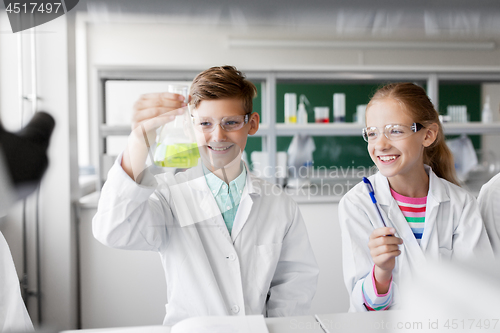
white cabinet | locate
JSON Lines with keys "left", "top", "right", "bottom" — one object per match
{"left": 78, "top": 194, "right": 167, "bottom": 329}
{"left": 77, "top": 193, "right": 347, "bottom": 328}
{"left": 96, "top": 69, "right": 500, "bottom": 187}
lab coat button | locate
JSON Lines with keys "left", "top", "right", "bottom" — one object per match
{"left": 228, "top": 253, "right": 236, "bottom": 261}
{"left": 231, "top": 305, "right": 240, "bottom": 313}
{"left": 222, "top": 185, "right": 227, "bottom": 190}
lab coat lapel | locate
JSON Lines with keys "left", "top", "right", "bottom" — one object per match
{"left": 186, "top": 165, "right": 247, "bottom": 310}
{"left": 373, "top": 172, "right": 426, "bottom": 274}
{"left": 419, "top": 166, "right": 449, "bottom": 258}
{"left": 231, "top": 163, "right": 260, "bottom": 243}
{"left": 190, "top": 163, "right": 240, "bottom": 244}
{"left": 167, "top": 164, "right": 219, "bottom": 224}
{"left": 167, "top": 160, "right": 231, "bottom": 242}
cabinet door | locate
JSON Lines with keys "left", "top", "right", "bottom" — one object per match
{"left": 79, "top": 207, "right": 167, "bottom": 328}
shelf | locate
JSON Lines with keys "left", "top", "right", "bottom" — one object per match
{"left": 97, "top": 69, "right": 500, "bottom": 187}
{"left": 275, "top": 123, "right": 363, "bottom": 136}
{"left": 273, "top": 122, "right": 500, "bottom": 137}
{"left": 100, "top": 122, "right": 500, "bottom": 140}
{"left": 442, "top": 122, "right": 500, "bottom": 135}
{"left": 101, "top": 124, "right": 272, "bottom": 137}
{"left": 100, "top": 125, "right": 131, "bottom": 136}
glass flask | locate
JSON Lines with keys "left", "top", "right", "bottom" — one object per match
{"left": 153, "top": 85, "right": 200, "bottom": 168}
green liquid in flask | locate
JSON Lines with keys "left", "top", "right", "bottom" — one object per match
{"left": 154, "top": 143, "right": 200, "bottom": 168}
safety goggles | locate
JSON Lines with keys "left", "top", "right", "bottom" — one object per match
{"left": 191, "top": 113, "right": 251, "bottom": 133}
{"left": 362, "top": 123, "right": 424, "bottom": 142}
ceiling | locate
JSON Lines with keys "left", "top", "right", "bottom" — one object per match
{"left": 74, "top": 0, "right": 500, "bottom": 36}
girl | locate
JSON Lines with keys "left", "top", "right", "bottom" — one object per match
{"left": 339, "top": 82, "right": 494, "bottom": 312}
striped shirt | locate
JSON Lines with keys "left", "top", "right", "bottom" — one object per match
{"left": 362, "top": 265, "right": 393, "bottom": 311}
{"left": 390, "top": 188, "right": 427, "bottom": 245}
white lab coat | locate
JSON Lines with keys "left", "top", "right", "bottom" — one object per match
{"left": 339, "top": 165, "right": 494, "bottom": 312}
{"left": 0, "top": 231, "right": 34, "bottom": 332}
{"left": 477, "top": 172, "right": 500, "bottom": 258}
{"left": 93, "top": 157, "right": 319, "bottom": 326}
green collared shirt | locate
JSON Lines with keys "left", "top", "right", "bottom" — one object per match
{"left": 202, "top": 163, "right": 247, "bottom": 235}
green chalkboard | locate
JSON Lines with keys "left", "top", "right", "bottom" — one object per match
{"left": 439, "top": 83, "right": 481, "bottom": 149}
{"left": 244, "top": 81, "right": 481, "bottom": 170}
{"left": 276, "top": 83, "right": 384, "bottom": 168}
{"left": 244, "top": 82, "right": 263, "bottom": 165}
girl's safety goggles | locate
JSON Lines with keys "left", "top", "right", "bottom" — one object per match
{"left": 362, "top": 123, "right": 424, "bottom": 142}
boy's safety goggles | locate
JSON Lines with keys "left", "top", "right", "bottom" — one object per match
{"left": 362, "top": 122, "right": 424, "bottom": 142}
{"left": 191, "top": 113, "right": 251, "bottom": 133}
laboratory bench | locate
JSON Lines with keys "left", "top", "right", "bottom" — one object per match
{"left": 61, "top": 315, "right": 323, "bottom": 333}
{"left": 62, "top": 312, "right": 396, "bottom": 333}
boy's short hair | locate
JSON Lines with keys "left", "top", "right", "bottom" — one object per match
{"left": 189, "top": 65, "right": 257, "bottom": 114}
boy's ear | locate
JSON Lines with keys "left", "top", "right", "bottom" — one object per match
{"left": 248, "top": 112, "right": 260, "bottom": 135}
{"left": 422, "top": 123, "right": 438, "bottom": 147}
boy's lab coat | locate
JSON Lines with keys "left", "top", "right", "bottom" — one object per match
{"left": 0, "top": 232, "right": 33, "bottom": 332}
{"left": 93, "top": 157, "right": 319, "bottom": 326}
{"left": 339, "top": 166, "right": 494, "bottom": 312}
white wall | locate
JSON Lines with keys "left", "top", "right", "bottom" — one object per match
{"left": 0, "top": 13, "right": 79, "bottom": 331}
{"left": 300, "top": 203, "right": 349, "bottom": 314}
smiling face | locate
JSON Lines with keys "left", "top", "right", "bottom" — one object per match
{"left": 365, "top": 98, "right": 430, "bottom": 183}
{"left": 192, "top": 98, "right": 259, "bottom": 171}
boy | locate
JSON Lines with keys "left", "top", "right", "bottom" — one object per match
{"left": 93, "top": 65, "right": 319, "bottom": 326}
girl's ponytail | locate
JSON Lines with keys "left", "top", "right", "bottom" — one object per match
{"left": 423, "top": 125, "right": 461, "bottom": 186}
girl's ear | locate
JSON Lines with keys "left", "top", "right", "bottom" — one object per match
{"left": 248, "top": 112, "right": 260, "bottom": 135}
{"left": 422, "top": 123, "right": 439, "bottom": 147}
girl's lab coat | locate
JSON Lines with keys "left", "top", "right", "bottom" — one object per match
{"left": 339, "top": 166, "right": 494, "bottom": 312}
{"left": 93, "top": 157, "right": 319, "bottom": 326}
{"left": 0, "top": 231, "right": 33, "bottom": 331}
{"left": 477, "top": 172, "right": 500, "bottom": 258}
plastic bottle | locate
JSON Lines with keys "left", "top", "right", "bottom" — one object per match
{"left": 333, "top": 93, "right": 346, "bottom": 122}
{"left": 287, "top": 134, "right": 315, "bottom": 188}
{"left": 297, "top": 94, "right": 310, "bottom": 125}
{"left": 482, "top": 95, "right": 493, "bottom": 124}
{"left": 356, "top": 104, "right": 367, "bottom": 124}
{"left": 284, "top": 93, "right": 297, "bottom": 124}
